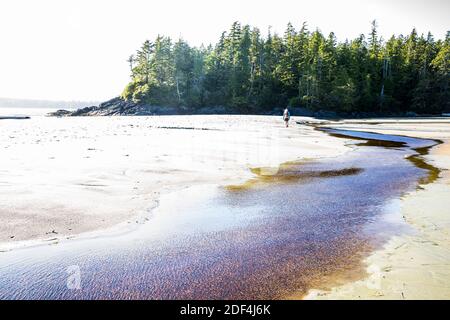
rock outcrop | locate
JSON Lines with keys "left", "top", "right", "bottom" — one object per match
{"left": 48, "top": 97, "right": 179, "bottom": 117}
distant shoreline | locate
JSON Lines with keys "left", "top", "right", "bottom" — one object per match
{"left": 0, "top": 116, "right": 30, "bottom": 120}
{"left": 0, "top": 97, "right": 100, "bottom": 109}
{"left": 47, "top": 97, "right": 450, "bottom": 119}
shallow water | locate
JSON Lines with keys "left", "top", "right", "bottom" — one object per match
{"left": 0, "top": 129, "right": 438, "bottom": 299}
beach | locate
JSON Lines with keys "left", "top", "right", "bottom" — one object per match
{"left": 1, "top": 114, "right": 449, "bottom": 299}
{"left": 0, "top": 115, "right": 350, "bottom": 249}
{"left": 304, "top": 119, "right": 450, "bottom": 299}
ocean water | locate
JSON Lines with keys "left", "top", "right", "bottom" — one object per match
{"left": 0, "top": 107, "right": 65, "bottom": 117}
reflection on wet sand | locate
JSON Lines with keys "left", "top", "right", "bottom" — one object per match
{"left": 0, "top": 129, "right": 441, "bottom": 300}
{"left": 321, "top": 127, "right": 442, "bottom": 187}
{"left": 226, "top": 164, "right": 363, "bottom": 191}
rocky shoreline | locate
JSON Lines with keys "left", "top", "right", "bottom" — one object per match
{"left": 48, "top": 97, "right": 234, "bottom": 117}
{"left": 48, "top": 97, "right": 166, "bottom": 117}
{"left": 48, "top": 97, "right": 448, "bottom": 119}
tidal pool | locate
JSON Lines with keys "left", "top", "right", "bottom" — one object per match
{"left": 0, "top": 129, "right": 439, "bottom": 299}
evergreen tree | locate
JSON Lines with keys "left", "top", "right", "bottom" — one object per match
{"left": 121, "top": 22, "right": 449, "bottom": 115}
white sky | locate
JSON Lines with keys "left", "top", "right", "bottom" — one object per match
{"left": 0, "top": 0, "right": 448, "bottom": 101}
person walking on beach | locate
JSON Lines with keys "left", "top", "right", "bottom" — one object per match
{"left": 283, "top": 108, "right": 291, "bottom": 127}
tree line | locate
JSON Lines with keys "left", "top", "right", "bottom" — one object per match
{"left": 121, "top": 21, "right": 449, "bottom": 115}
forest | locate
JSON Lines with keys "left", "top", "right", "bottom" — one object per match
{"left": 121, "top": 21, "right": 449, "bottom": 115}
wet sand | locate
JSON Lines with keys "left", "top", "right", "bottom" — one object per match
{"left": 0, "top": 115, "right": 349, "bottom": 248}
{"left": 0, "top": 127, "right": 437, "bottom": 299}
{"left": 304, "top": 119, "right": 450, "bottom": 300}
{"left": 1, "top": 115, "right": 449, "bottom": 299}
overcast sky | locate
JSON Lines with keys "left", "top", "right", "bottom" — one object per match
{"left": 0, "top": 0, "right": 448, "bottom": 101}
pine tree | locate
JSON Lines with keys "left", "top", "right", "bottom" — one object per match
{"left": 121, "top": 22, "right": 449, "bottom": 115}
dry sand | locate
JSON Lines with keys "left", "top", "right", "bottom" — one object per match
{"left": 304, "top": 118, "right": 450, "bottom": 300}
{"left": 0, "top": 115, "right": 349, "bottom": 250}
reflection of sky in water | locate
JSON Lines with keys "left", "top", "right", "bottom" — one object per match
{"left": 147, "top": 186, "right": 267, "bottom": 237}
{"left": 0, "top": 130, "right": 437, "bottom": 300}
{"left": 325, "top": 128, "right": 435, "bottom": 149}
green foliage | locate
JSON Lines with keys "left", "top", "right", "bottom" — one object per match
{"left": 122, "top": 21, "right": 450, "bottom": 115}
{"left": 288, "top": 96, "right": 303, "bottom": 108}
{"left": 121, "top": 82, "right": 135, "bottom": 101}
